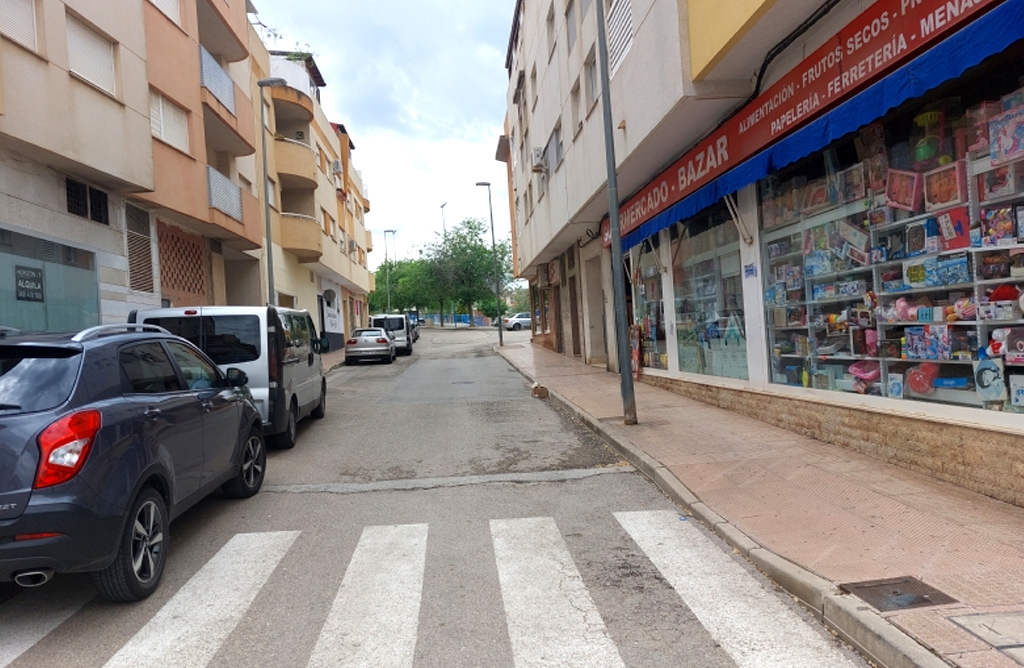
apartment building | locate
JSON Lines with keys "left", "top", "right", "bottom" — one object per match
{"left": 249, "top": 36, "right": 373, "bottom": 348}
{"left": 503, "top": 0, "right": 1024, "bottom": 506}
{"left": 133, "top": 0, "right": 262, "bottom": 309}
{"left": 0, "top": 0, "right": 155, "bottom": 328}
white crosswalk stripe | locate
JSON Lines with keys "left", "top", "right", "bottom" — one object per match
{"left": 307, "top": 523, "right": 428, "bottom": 668}
{"left": 491, "top": 516, "right": 624, "bottom": 668}
{"left": 2, "top": 514, "right": 865, "bottom": 668}
{"left": 616, "top": 510, "right": 860, "bottom": 668}
{"left": 0, "top": 578, "right": 94, "bottom": 668}
{"left": 103, "top": 531, "right": 299, "bottom": 668}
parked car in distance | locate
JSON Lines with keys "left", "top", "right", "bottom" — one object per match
{"left": 0, "top": 324, "right": 265, "bottom": 602}
{"left": 503, "top": 312, "right": 532, "bottom": 331}
{"left": 345, "top": 328, "right": 395, "bottom": 364}
{"left": 370, "top": 314, "right": 413, "bottom": 355}
{"left": 129, "top": 306, "right": 328, "bottom": 449}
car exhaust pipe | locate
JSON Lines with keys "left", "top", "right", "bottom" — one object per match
{"left": 13, "top": 569, "right": 54, "bottom": 587}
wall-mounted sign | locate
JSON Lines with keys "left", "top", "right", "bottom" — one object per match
{"left": 15, "top": 266, "right": 44, "bottom": 302}
{"left": 615, "top": 0, "right": 1001, "bottom": 238}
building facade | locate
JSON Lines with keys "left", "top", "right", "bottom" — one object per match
{"left": 503, "top": 0, "right": 1024, "bottom": 506}
{"left": 0, "top": 1, "right": 374, "bottom": 343}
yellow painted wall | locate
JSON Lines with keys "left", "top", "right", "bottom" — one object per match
{"left": 688, "top": 0, "right": 777, "bottom": 81}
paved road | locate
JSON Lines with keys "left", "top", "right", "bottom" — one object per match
{"left": 0, "top": 328, "right": 868, "bottom": 667}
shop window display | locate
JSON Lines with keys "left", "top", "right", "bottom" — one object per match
{"left": 634, "top": 237, "right": 667, "bottom": 369}
{"left": 760, "top": 55, "right": 1024, "bottom": 411}
{"left": 671, "top": 205, "right": 748, "bottom": 379}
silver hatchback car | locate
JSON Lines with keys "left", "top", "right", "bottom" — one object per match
{"left": 345, "top": 328, "right": 396, "bottom": 365}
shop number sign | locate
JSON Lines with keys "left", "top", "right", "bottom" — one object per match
{"left": 15, "top": 266, "right": 44, "bottom": 302}
{"left": 613, "top": 0, "right": 1001, "bottom": 241}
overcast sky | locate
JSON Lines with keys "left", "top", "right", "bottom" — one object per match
{"left": 251, "top": 1, "right": 515, "bottom": 270}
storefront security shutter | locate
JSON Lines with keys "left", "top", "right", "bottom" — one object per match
{"left": 66, "top": 14, "right": 115, "bottom": 95}
{"left": 0, "top": 0, "right": 36, "bottom": 50}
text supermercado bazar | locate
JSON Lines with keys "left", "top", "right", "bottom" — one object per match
{"left": 608, "top": 0, "right": 1000, "bottom": 244}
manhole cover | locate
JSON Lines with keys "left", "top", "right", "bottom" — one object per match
{"left": 840, "top": 576, "right": 957, "bottom": 612}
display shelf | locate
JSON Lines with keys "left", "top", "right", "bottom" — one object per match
{"left": 879, "top": 282, "right": 975, "bottom": 297}
{"left": 907, "top": 387, "right": 984, "bottom": 407}
{"left": 768, "top": 324, "right": 810, "bottom": 331}
{"left": 817, "top": 354, "right": 880, "bottom": 361}
{"left": 804, "top": 266, "right": 874, "bottom": 282}
{"left": 881, "top": 357, "right": 976, "bottom": 365}
{"left": 968, "top": 243, "right": 1024, "bottom": 252}
{"left": 766, "top": 250, "right": 804, "bottom": 262}
{"left": 807, "top": 294, "right": 868, "bottom": 306}
{"left": 977, "top": 318, "right": 1024, "bottom": 326}
{"left": 975, "top": 276, "right": 1024, "bottom": 286}
{"left": 869, "top": 208, "right": 941, "bottom": 234}
{"left": 835, "top": 379, "right": 882, "bottom": 392}
{"left": 878, "top": 320, "right": 977, "bottom": 327}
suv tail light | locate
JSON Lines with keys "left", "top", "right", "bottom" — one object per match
{"left": 35, "top": 410, "right": 102, "bottom": 489}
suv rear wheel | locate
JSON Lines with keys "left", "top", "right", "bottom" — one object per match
{"left": 274, "top": 400, "right": 298, "bottom": 449}
{"left": 222, "top": 427, "right": 266, "bottom": 498}
{"left": 93, "top": 487, "right": 167, "bottom": 602}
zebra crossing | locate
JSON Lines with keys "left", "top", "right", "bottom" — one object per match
{"left": 0, "top": 511, "right": 862, "bottom": 668}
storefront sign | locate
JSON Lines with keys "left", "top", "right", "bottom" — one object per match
{"left": 614, "top": 0, "right": 1001, "bottom": 240}
{"left": 15, "top": 266, "right": 43, "bottom": 302}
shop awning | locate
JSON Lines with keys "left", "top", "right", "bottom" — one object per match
{"left": 622, "top": 0, "right": 1024, "bottom": 250}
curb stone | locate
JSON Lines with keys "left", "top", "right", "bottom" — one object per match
{"left": 498, "top": 347, "right": 949, "bottom": 668}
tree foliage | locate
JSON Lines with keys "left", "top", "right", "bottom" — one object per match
{"left": 369, "top": 218, "right": 512, "bottom": 324}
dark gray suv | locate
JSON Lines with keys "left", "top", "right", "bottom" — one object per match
{"left": 0, "top": 324, "right": 265, "bottom": 601}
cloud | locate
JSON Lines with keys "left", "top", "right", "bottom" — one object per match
{"left": 252, "top": 1, "right": 515, "bottom": 272}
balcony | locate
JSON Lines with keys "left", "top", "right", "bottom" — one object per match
{"left": 196, "top": 0, "right": 246, "bottom": 62}
{"left": 206, "top": 167, "right": 260, "bottom": 250}
{"left": 207, "top": 166, "right": 242, "bottom": 221}
{"left": 200, "top": 47, "right": 254, "bottom": 157}
{"left": 279, "top": 213, "right": 323, "bottom": 262}
{"left": 270, "top": 86, "right": 314, "bottom": 124}
{"left": 274, "top": 138, "right": 317, "bottom": 189}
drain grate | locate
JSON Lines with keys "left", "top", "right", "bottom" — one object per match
{"left": 840, "top": 576, "right": 957, "bottom": 612}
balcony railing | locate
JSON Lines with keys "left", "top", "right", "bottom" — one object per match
{"left": 207, "top": 166, "right": 242, "bottom": 221}
{"left": 200, "top": 46, "right": 235, "bottom": 114}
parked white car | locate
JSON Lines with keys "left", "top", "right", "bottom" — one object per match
{"left": 503, "top": 312, "right": 532, "bottom": 331}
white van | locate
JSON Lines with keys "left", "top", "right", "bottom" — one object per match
{"left": 370, "top": 313, "right": 413, "bottom": 355}
{"left": 128, "top": 306, "right": 328, "bottom": 449}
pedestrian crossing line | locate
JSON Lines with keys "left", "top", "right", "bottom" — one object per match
{"left": 306, "top": 524, "right": 428, "bottom": 668}
{"left": 490, "top": 517, "right": 625, "bottom": 668}
{"left": 615, "top": 510, "right": 859, "bottom": 668}
{"left": 103, "top": 531, "right": 299, "bottom": 668}
{"left": 0, "top": 579, "right": 94, "bottom": 668}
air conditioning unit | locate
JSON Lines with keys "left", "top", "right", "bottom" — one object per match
{"left": 531, "top": 147, "right": 547, "bottom": 172}
{"left": 348, "top": 239, "right": 358, "bottom": 252}
{"left": 295, "top": 130, "right": 305, "bottom": 140}
{"left": 331, "top": 159, "right": 343, "bottom": 175}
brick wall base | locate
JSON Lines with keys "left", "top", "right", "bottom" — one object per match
{"left": 641, "top": 375, "right": 1024, "bottom": 508}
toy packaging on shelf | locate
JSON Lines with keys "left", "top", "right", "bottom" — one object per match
{"left": 989, "top": 104, "right": 1024, "bottom": 166}
{"left": 981, "top": 206, "right": 1016, "bottom": 246}
{"left": 977, "top": 161, "right": 1024, "bottom": 201}
{"left": 968, "top": 101, "right": 1002, "bottom": 152}
{"left": 924, "top": 160, "right": 967, "bottom": 211}
{"left": 886, "top": 169, "right": 924, "bottom": 211}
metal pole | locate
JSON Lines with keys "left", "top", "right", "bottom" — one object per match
{"left": 256, "top": 79, "right": 284, "bottom": 307}
{"left": 477, "top": 182, "right": 504, "bottom": 346}
{"left": 384, "top": 229, "right": 395, "bottom": 312}
{"left": 595, "top": 0, "right": 637, "bottom": 425}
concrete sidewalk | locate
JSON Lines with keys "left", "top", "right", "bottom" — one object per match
{"left": 498, "top": 342, "right": 1024, "bottom": 668}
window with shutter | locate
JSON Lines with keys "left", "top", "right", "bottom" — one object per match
{"left": 66, "top": 14, "right": 116, "bottom": 94}
{"left": 0, "top": 0, "right": 37, "bottom": 50}
{"left": 148, "top": 0, "right": 180, "bottom": 24}
{"left": 150, "top": 90, "right": 189, "bottom": 153}
{"left": 606, "top": 0, "right": 634, "bottom": 76}
{"left": 126, "top": 204, "right": 155, "bottom": 293}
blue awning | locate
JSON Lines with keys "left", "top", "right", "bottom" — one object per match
{"left": 622, "top": 0, "right": 1024, "bottom": 250}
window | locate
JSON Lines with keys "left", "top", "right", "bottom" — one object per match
{"left": 510, "top": 128, "right": 518, "bottom": 172}
{"left": 66, "top": 13, "right": 116, "bottom": 95}
{"left": 66, "top": 178, "right": 109, "bottom": 225}
{"left": 148, "top": 0, "right": 180, "bottom": 24}
{"left": 0, "top": 0, "right": 37, "bottom": 50}
{"left": 150, "top": 90, "right": 189, "bottom": 153}
{"left": 120, "top": 343, "right": 182, "bottom": 394}
{"left": 126, "top": 204, "right": 154, "bottom": 292}
{"left": 585, "top": 51, "right": 599, "bottom": 108}
{"left": 546, "top": 4, "right": 556, "bottom": 58}
{"left": 580, "top": 0, "right": 591, "bottom": 17}
{"left": 606, "top": 0, "right": 635, "bottom": 76}
{"left": 547, "top": 124, "right": 563, "bottom": 171}
{"left": 566, "top": 0, "right": 577, "bottom": 52}
{"left": 530, "top": 66, "right": 538, "bottom": 108}
{"left": 570, "top": 80, "right": 582, "bottom": 136}
{"left": 266, "top": 177, "right": 277, "bottom": 209}
{"left": 166, "top": 341, "right": 219, "bottom": 390}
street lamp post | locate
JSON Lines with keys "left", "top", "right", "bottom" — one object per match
{"left": 476, "top": 182, "right": 503, "bottom": 347}
{"left": 594, "top": 0, "right": 637, "bottom": 424}
{"left": 384, "top": 229, "right": 396, "bottom": 312}
{"left": 258, "top": 76, "right": 287, "bottom": 306}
